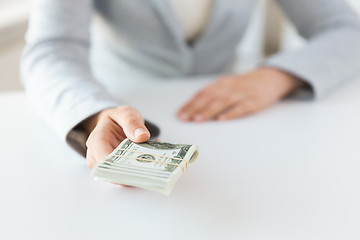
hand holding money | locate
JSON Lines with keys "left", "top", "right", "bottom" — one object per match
{"left": 82, "top": 106, "right": 151, "bottom": 168}
{"left": 92, "top": 139, "right": 199, "bottom": 195}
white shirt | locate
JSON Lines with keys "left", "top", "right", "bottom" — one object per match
{"left": 169, "top": 0, "right": 214, "bottom": 41}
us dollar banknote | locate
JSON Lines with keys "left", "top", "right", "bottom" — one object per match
{"left": 92, "top": 138, "right": 199, "bottom": 195}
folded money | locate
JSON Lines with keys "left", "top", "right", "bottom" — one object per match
{"left": 92, "top": 138, "right": 199, "bottom": 195}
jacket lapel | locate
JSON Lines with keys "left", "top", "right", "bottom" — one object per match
{"left": 149, "top": 0, "right": 233, "bottom": 49}
{"left": 148, "top": 0, "right": 186, "bottom": 49}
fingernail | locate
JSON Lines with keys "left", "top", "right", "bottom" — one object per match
{"left": 134, "top": 128, "right": 147, "bottom": 138}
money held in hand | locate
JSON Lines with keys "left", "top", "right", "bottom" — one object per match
{"left": 92, "top": 138, "right": 199, "bottom": 195}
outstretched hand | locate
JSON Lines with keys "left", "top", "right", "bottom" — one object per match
{"left": 82, "top": 106, "right": 150, "bottom": 168}
{"left": 177, "top": 67, "right": 302, "bottom": 122}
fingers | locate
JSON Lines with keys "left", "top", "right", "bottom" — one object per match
{"left": 86, "top": 123, "right": 123, "bottom": 168}
{"left": 192, "top": 95, "right": 242, "bottom": 122}
{"left": 178, "top": 92, "right": 261, "bottom": 122}
{"left": 177, "top": 73, "right": 278, "bottom": 122}
{"left": 177, "top": 89, "right": 216, "bottom": 121}
{"left": 86, "top": 140, "right": 115, "bottom": 168}
{"left": 217, "top": 100, "right": 259, "bottom": 121}
{"left": 85, "top": 106, "right": 149, "bottom": 168}
{"left": 109, "top": 106, "right": 150, "bottom": 143}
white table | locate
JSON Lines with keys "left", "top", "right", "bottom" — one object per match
{"left": 1, "top": 77, "right": 360, "bottom": 240}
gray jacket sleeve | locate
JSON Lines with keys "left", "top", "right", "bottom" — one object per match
{"left": 263, "top": 0, "right": 360, "bottom": 99}
{"left": 20, "top": 0, "right": 120, "bottom": 142}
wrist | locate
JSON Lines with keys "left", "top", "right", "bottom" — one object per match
{"left": 258, "top": 67, "right": 304, "bottom": 94}
{"left": 77, "top": 111, "right": 103, "bottom": 135}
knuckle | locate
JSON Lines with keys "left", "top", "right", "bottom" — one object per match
{"left": 209, "top": 101, "right": 222, "bottom": 111}
{"left": 99, "top": 107, "right": 116, "bottom": 119}
{"left": 117, "top": 106, "right": 141, "bottom": 117}
{"left": 122, "top": 114, "right": 140, "bottom": 125}
{"left": 222, "top": 95, "right": 237, "bottom": 104}
{"left": 117, "top": 105, "right": 133, "bottom": 112}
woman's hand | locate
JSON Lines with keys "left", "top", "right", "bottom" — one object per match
{"left": 82, "top": 106, "right": 150, "bottom": 168}
{"left": 177, "top": 67, "right": 302, "bottom": 122}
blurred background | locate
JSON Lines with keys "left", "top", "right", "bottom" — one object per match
{"left": 0, "top": 0, "right": 359, "bottom": 92}
{"left": 0, "top": 0, "right": 29, "bottom": 91}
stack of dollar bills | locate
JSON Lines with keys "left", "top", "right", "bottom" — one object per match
{"left": 92, "top": 138, "right": 199, "bottom": 195}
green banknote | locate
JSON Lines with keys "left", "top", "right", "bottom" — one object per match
{"left": 92, "top": 138, "right": 199, "bottom": 195}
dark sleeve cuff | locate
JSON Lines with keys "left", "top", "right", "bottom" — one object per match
{"left": 66, "top": 119, "right": 161, "bottom": 158}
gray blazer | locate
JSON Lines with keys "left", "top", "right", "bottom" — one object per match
{"left": 21, "top": 0, "right": 360, "bottom": 143}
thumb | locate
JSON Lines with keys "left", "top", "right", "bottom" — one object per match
{"left": 109, "top": 106, "right": 150, "bottom": 143}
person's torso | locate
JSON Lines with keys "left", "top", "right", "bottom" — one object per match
{"left": 92, "top": 0, "right": 258, "bottom": 78}
{"left": 169, "top": 0, "right": 214, "bottom": 42}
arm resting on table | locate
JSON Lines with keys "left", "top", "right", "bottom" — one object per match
{"left": 263, "top": 0, "right": 360, "bottom": 99}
